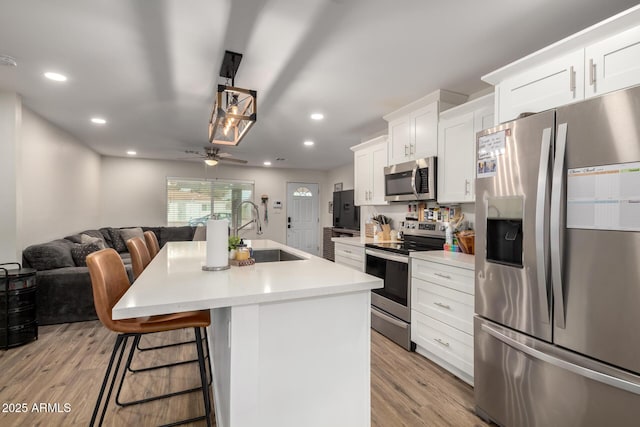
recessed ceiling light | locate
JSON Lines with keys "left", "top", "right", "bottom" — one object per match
{"left": 127, "top": 150, "right": 137, "bottom": 156}
{"left": 303, "top": 140, "right": 315, "bottom": 146}
{"left": 44, "top": 72, "right": 67, "bottom": 82}
{"left": 310, "top": 113, "right": 324, "bottom": 120}
{"left": 263, "top": 161, "right": 272, "bottom": 166}
{"left": 91, "top": 117, "right": 107, "bottom": 125}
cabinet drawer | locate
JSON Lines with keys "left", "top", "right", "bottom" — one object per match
{"left": 411, "top": 259, "right": 473, "bottom": 294}
{"left": 335, "top": 255, "right": 363, "bottom": 271}
{"left": 411, "top": 310, "right": 473, "bottom": 377}
{"left": 334, "top": 243, "right": 364, "bottom": 262}
{"left": 412, "top": 277, "right": 473, "bottom": 334}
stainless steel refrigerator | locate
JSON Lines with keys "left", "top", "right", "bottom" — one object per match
{"left": 474, "top": 85, "right": 640, "bottom": 427}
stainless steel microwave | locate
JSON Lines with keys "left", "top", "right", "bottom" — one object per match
{"left": 384, "top": 157, "right": 436, "bottom": 202}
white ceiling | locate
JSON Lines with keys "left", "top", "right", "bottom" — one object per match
{"left": 1, "top": 0, "right": 638, "bottom": 170}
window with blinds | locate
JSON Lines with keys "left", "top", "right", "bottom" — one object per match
{"left": 167, "top": 178, "right": 254, "bottom": 226}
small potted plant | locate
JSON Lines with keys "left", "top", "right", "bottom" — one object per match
{"left": 228, "top": 236, "right": 242, "bottom": 260}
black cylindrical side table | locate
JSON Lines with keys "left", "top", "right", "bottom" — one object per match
{"left": 1, "top": 263, "right": 38, "bottom": 350}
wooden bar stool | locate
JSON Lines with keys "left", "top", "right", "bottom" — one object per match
{"left": 87, "top": 248, "right": 212, "bottom": 427}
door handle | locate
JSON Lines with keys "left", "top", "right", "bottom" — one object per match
{"left": 535, "top": 127, "right": 552, "bottom": 324}
{"left": 434, "top": 272, "right": 452, "bottom": 280}
{"left": 405, "top": 145, "right": 409, "bottom": 156}
{"left": 287, "top": 216, "right": 291, "bottom": 223}
{"left": 589, "top": 58, "right": 596, "bottom": 86}
{"left": 288, "top": 224, "right": 291, "bottom": 229}
{"left": 551, "top": 122, "right": 567, "bottom": 329}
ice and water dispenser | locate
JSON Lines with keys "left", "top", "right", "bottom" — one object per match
{"left": 485, "top": 196, "right": 523, "bottom": 268}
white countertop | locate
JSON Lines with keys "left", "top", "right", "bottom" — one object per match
{"left": 410, "top": 250, "right": 475, "bottom": 270}
{"left": 112, "top": 239, "right": 382, "bottom": 319}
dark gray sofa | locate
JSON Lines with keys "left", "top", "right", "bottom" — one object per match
{"left": 22, "top": 226, "right": 196, "bottom": 325}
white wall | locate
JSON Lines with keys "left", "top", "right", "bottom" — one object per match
{"left": 0, "top": 92, "right": 21, "bottom": 262}
{"left": 100, "top": 156, "right": 329, "bottom": 246}
{"left": 19, "top": 109, "right": 102, "bottom": 248}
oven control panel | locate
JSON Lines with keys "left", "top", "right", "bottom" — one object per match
{"left": 402, "top": 221, "right": 446, "bottom": 237}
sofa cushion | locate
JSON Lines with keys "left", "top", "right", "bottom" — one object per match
{"left": 23, "top": 239, "right": 76, "bottom": 271}
{"left": 71, "top": 242, "right": 102, "bottom": 267}
{"left": 119, "top": 227, "right": 144, "bottom": 247}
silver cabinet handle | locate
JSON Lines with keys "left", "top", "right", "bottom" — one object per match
{"left": 464, "top": 179, "right": 470, "bottom": 195}
{"left": 404, "top": 144, "right": 409, "bottom": 156}
{"left": 344, "top": 249, "right": 351, "bottom": 254}
{"left": 434, "top": 302, "right": 451, "bottom": 310}
{"left": 551, "top": 122, "right": 567, "bottom": 329}
{"left": 434, "top": 272, "right": 452, "bottom": 280}
{"left": 434, "top": 338, "right": 450, "bottom": 347}
{"left": 589, "top": 58, "right": 596, "bottom": 86}
{"left": 569, "top": 65, "right": 576, "bottom": 92}
{"left": 410, "top": 144, "right": 415, "bottom": 155}
{"left": 535, "top": 127, "right": 552, "bottom": 324}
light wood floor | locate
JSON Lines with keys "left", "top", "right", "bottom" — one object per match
{"left": 0, "top": 321, "right": 489, "bottom": 426}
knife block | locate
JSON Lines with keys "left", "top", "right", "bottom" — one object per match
{"left": 381, "top": 224, "right": 391, "bottom": 240}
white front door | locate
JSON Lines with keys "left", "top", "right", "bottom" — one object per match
{"left": 286, "top": 182, "right": 319, "bottom": 255}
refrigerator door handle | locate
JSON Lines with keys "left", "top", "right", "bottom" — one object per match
{"left": 482, "top": 322, "right": 640, "bottom": 395}
{"left": 536, "top": 127, "right": 552, "bottom": 324}
{"left": 551, "top": 122, "right": 568, "bottom": 329}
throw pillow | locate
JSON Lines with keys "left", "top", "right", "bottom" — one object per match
{"left": 109, "top": 228, "right": 127, "bottom": 253}
{"left": 71, "top": 242, "right": 102, "bottom": 267}
{"left": 119, "top": 227, "right": 144, "bottom": 249}
{"left": 80, "top": 233, "right": 106, "bottom": 249}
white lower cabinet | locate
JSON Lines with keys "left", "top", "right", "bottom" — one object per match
{"left": 411, "top": 254, "right": 475, "bottom": 385}
{"left": 334, "top": 242, "right": 365, "bottom": 272}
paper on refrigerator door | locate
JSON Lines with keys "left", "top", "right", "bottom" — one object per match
{"left": 567, "top": 162, "right": 640, "bottom": 231}
{"left": 477, "top": 130, "right": 506, "bottom": 178}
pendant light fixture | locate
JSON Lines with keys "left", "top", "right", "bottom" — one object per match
{"left": 208, "top": 51, "right": 257, "bottom": 146}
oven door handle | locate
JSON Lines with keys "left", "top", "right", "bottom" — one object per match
{"left": 365, "top": 248, "right": 409, "bottom": 264}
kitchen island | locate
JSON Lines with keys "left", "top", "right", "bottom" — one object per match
{"left": 112, "top": 239, "right": 382, "bottom": 427}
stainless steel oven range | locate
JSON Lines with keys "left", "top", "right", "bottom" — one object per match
{"left": 365, "top": 222, "right": 445, "bottom": 350}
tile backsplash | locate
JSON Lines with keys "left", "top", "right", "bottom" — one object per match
{"left": 361, "top": 202, "right": 476, "bottom": 232}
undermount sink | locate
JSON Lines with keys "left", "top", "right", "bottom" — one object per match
{"left": 252, "top": 249, "right": 305, "bottom": 263}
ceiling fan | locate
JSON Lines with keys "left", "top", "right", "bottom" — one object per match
{"left": 184, "top": 146, "right": 248, "bottom": 166}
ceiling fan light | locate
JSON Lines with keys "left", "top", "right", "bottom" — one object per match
{"left": 205, "top": 159, "right": 218, "bottom": 166}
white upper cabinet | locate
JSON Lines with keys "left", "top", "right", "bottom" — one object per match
{"left": 384, "top": 90, "right": 467, "bottom": 166}
{"left": 484, "top": 6, "right": 640, "bottom": 123}
{"left": 351, "top": 136, "right": 388, "bottom": 206}
{"left": 437, "top": 94, "right": 494, "bottom": 204}
{"left": 585, "top": 25, "right": 640, "bottom": 98}
{"left": 497, "top": 50, "right": 584, "bottom": 123}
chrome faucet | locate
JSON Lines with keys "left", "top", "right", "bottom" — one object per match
{"left": 232, "top": 200, "right": 263, "bottom": 237}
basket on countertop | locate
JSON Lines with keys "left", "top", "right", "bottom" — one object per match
{"left": 456, "top": 231, "right": 475, "bottom": 255}
{"left": 230, "top": 258, "right": 256, "bottom": 267}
